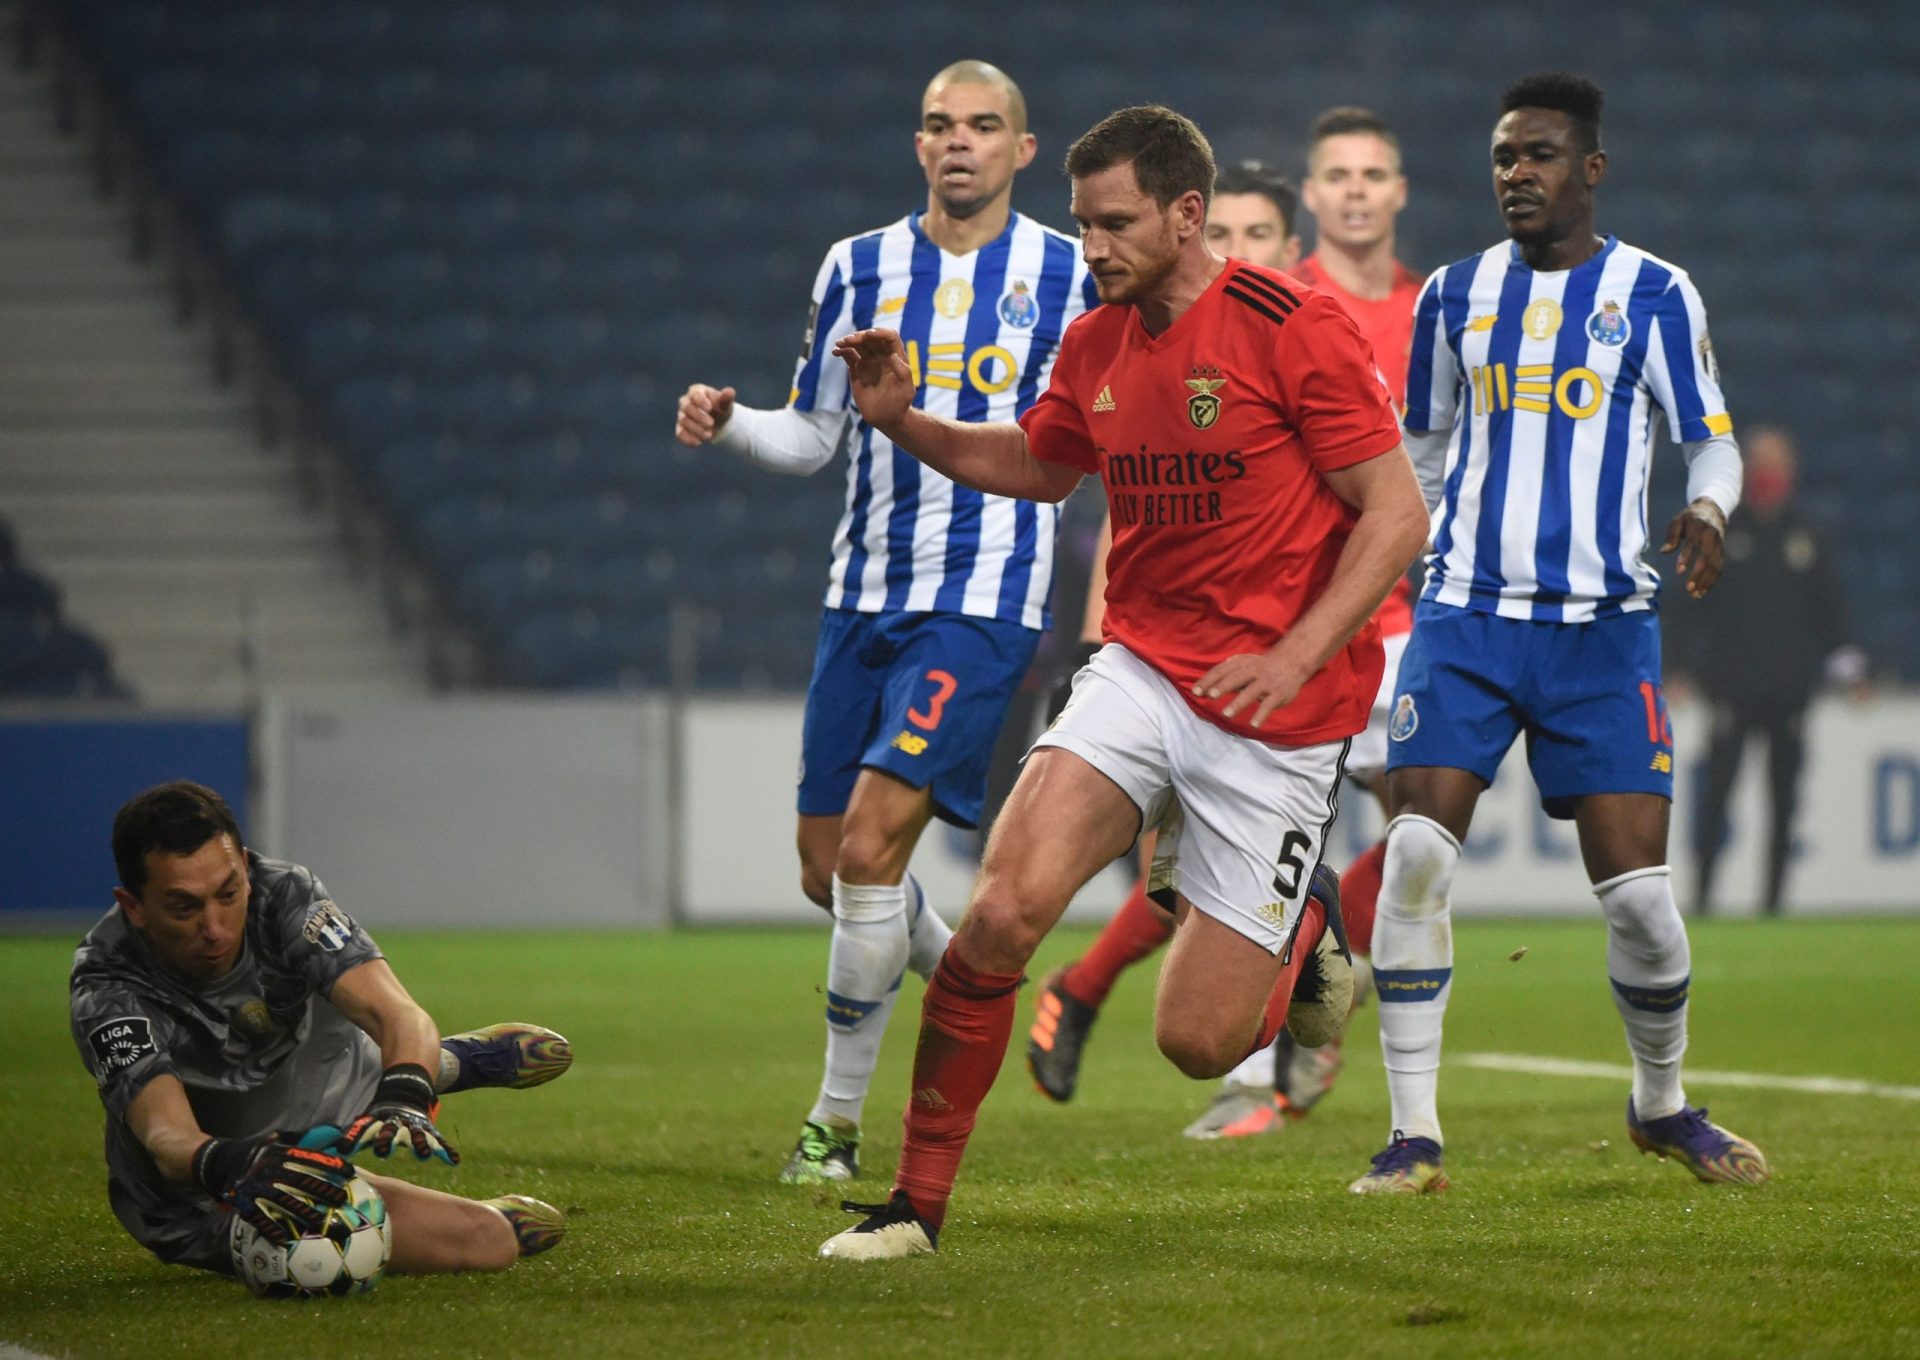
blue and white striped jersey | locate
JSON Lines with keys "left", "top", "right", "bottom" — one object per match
{"left": 1405, "top": 236, "right": 1732, "bottom": 622}
{"left": 789, "top": 210, "right": 1098, "bottom": 630}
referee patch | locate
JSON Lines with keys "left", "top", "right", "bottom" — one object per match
{"left": 87, "top": 1016, "right": 158, "bottom": 1076}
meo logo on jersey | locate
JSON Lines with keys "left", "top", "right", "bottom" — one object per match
{"left": 903, "top": 340, "right": 1019, "bottom": 396}
{"left": 1470, "top": 362, "right": 1606, "bottom": 420}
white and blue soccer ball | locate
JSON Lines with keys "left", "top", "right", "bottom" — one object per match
{"left": 229, "top": 1170, "right": 392, "bottom": 1299}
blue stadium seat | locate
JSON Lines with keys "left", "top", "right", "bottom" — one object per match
{"left": 69, "top": 0, "right": 1916, "bottom": 688}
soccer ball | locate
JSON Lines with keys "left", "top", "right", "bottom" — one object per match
{"left": 228, "top": 1170, "right": 392, "bottom": 1299}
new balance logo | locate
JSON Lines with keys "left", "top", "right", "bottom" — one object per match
{"left": 1092, "top": 385, "right": 1115, "bottom": 413}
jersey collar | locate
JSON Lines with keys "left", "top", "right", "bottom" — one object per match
{"left": 1506, "top": 233, "right": 1618, "bottom": 276}
{"left": 907, "top": 207, "right": 1021, "bottom": 259}
{"left": 1130, "top": 258, "right": 1236, "bottom": 352}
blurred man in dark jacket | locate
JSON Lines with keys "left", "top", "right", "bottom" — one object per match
{"left": 1668, "top": 425, "right": 1864, "bottom": 915}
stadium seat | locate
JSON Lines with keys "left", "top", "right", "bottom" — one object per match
{"left": 62, "top": 0, "right": 1915, "bottom": 689}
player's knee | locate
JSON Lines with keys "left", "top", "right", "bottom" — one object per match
{"left": 1154, "top": 1015, "right": 1240, "bottom": 1080}
{"left": 955, "top": 886, "right": 1048, "bottom": 973}
{"left": 835, "top": 822, "right": 909, "bottom": 886}
{"left": 1594, "top": 866, "right": 1683, "bottom": 957}
{"left": 1381, "top": 814, "right": 1462, "bottom": 918}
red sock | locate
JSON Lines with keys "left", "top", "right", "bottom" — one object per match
{"left": 1242, "top": 897, "right": 1327, "bottom": 1060}
{"left": 1060, "top": 879, "right": 1173, "bottom": 1008}
{"left": 895, "top": 945, "right": 1023, "bottom": 1231}
{"left": 1340, "top": 840, "right": 1384, "bottom": 957}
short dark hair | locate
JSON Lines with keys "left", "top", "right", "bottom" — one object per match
{"left": 1309, "top": 106, "right": 1399, "bottom": 156}
{"left": 1500, "top": 72, "right": 1604, "bottom": 154}
{"left": 1066, "top": 104, "right": 1216, "bottom": 208}
{"left": 1213, "top": 160, "right": 1298, "bottom": 234}
{"left": 113, "top": 781, "right": 244, "bottom": 896}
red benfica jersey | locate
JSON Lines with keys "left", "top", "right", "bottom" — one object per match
{"left": 1021, "top": 262, "right": 1403, "bottom": 745}
{"left": 1292, "top": 252, "right": 1426, "bottom": 638}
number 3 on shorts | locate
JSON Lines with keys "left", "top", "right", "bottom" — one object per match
{"left": 908, "top": 669, "right": 959, "bottom": 731}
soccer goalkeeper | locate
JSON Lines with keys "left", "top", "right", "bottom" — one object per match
{"left": 70, "top": 781, "right": 573, "bottom": 1279}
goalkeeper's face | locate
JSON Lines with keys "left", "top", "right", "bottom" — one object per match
{"left": 114, "top": 833, "right": 252, "bottom": 985}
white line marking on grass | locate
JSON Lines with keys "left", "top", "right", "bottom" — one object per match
{"left": 1, "top": 1343, "right": 61, "bottom": 1360}
{"left": 1459, "top": 1052, "right": 1920, "bottom": 1101}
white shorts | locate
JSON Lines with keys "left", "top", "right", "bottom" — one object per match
{"left": 1346, "top": 629, "right": 1412, "bottom": 777}
{"left": 1032, "top": 644, "right": 1349, "bottom": 954}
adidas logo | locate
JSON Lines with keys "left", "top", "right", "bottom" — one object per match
{"left": 1092, "top": 385, "right": 1115, "bottom": 413}
{"left": 911, "top": 1087, "right": 953, "bottom": 1111}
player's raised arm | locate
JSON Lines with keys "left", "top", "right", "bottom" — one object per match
{"left": 834, "top": 328, "right": 1083, "bottom": 503}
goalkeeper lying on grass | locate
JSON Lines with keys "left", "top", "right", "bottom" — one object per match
{"left": 69, "top": 780, "right": 572, "bottom": 1279}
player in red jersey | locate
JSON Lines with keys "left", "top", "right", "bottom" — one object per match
{"left": 1030, "top": 113, "right": 1430, "bottom": 1141}
{"left": 1025, "top": 161, "right": 1305, "bottom": 1113}
{"left": 817, "top": 105, "right": 1428, "bottom": 1259}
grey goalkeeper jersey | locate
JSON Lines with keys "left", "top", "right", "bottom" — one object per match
{"left": 69, "top": 852, "right": 385, "bottom": 1247}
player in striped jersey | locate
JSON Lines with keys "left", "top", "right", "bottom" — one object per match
{"left": 1354, "top": 73, "right": 1767, "bottom": 1194}
{"left": 674, "top": 61, "right": 1096, "bottom": 1185}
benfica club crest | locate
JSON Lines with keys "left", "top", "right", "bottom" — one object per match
{"left": 1185, "top": 369, "right": 1225, "bottom": 429}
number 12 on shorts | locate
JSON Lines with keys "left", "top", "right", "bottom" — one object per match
{"left": 1637, "top": 681, "right": 1673, "bottom": 747}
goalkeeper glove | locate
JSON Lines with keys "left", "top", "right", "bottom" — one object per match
{"left": 342, "top": 1062, "right": 460, "bottom": 1165}
{"left": 192, "top": 1132, "right": 352, "bottom": 1246}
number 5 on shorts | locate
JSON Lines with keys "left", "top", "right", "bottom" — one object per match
{"left": 1271, "top": 828, "right": 1311, "bottom": 898}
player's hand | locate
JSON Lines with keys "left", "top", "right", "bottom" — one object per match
{"left": 1661, "top": 497, "right": 1727, "bottom": 598}
{"left": 831, "top": 328, "right": 916, "bottom": 431}
{"left": 1193, "top": 648, "right": 1313, "bottom": 728}
{"left": 193, "top": 1131, "right": 353, "bottom": 1246}
{"left": 343, "top": 1063, "right": 460, "bottom": 1165}
{"left": 675, "top": 383, "right": 736, "bottom": 446}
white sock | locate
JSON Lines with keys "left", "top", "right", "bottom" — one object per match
{"left": 1595, "top": 866, "right": 1690, "bottom": 1120}
{"left": 903, "top": 874, "right": 951, "bottom": 980}
{"left": 808, "top": 876, "right": 909, "bottom": 1129}
{"left": 1371, "top": 815, "right": 1461, "bottom": 1146}
{"left": 1221, "top": 1039, "right": 1277, "bottom": 1090}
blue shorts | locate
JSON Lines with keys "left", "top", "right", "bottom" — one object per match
{"left": 798, "top": 608, "right": 1039, "bottom": 829}
{"left": 1385, "top": 601, "right": 1675, "bottom": 819}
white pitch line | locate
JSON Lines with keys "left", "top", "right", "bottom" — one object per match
{"left": 1459, "top": 1052, "right": 1920, "bottom": 1102}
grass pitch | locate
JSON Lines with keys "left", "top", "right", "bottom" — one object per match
{"left": 3, "top": 916, "right": 1918, "bottom": 1358}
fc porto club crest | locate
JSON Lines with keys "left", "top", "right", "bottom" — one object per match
{"left": 998, "top": 279, "right": 1038, "bottom": 328}
{"left": 1389, "top": 694, "right": 1419, "bottom": 742}
{"left": 1185, "top": 366, "right": 1226, "bottom": 429}
{"left": 1587, "top": 299, "right": 1631, "bottom": 347}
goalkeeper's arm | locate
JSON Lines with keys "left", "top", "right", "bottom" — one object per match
{"left": 126, "top": 1074, "right": 350, "bottom": 1243}
{"left": 329, "top": 959, "right": 460, "bottom": 1164}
